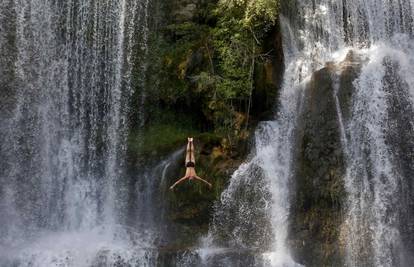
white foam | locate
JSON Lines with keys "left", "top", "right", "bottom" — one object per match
{"left": 1, "top": 226, "right": 155, "bottom": 267}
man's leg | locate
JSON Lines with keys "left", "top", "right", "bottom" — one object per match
{"left": 194, "top": 176, "right": 212, "bottom": 188}
{"left": 189, "top": 139, "right": 195, "bottom": 165}
{"left": 185, "top": 140, "right": 191, "bottom": 165}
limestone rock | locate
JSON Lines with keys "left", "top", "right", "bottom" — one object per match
{"left": 289, "top": 51, "right": 362, "bottom": 266}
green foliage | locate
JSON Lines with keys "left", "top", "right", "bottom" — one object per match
{"left": 152, "top": 0, "right": 281, "bottom": 144}
{"left": 212, "top": 20, "right": 252, "bottom": 99}
{"left": 205, "top": 0, "right": 280, "bottom": 136}
{"left": 218, "top": 0, "right": 280, "bottom": 26}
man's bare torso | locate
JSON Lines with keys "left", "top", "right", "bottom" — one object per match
{"left": 169, "top": 138, "right": 212, "bottom": 190}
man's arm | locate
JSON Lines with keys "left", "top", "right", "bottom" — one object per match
{"left": 170, "top": 176, "right": 188, "bottom": 190}
{"left": 194, "top": 176, "right": 212, "bottom": 188}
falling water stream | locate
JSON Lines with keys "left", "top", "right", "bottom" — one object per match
{"left": 301, "top": 1, "right": 414, "bottom": 266}
{"left": 0, "top": 0, "right": 413, "bottom": 266}
{"left": 0, "top": 0, "right": 152, "bottom": 266}
{"left": 196, "top": 1, "right": 414, "bottom": 267}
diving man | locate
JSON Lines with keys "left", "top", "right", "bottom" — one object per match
{"left": 169, "top": 138, "right": 212, "bottom": 190}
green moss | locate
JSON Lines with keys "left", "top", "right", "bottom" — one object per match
{"left": 129, "top": 125, "right": 192, "bottom": 156}
{"left": 197, "top": 132, "right": 222, "bottom": 144}
{"left": 166, "top": 141, "right": 234, "bottom": 226}
{"left": 128, "top": 112, "right": 200, "bottom": 157}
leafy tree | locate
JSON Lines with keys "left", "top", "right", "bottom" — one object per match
{"left": 153, "top": 0, "right": 281, "bottom": 146}
{"left": 219, "top": 0, "right": 280, "bottom": 26}
{"left": 205, "top": 0, "right": 279, "bottom": 140}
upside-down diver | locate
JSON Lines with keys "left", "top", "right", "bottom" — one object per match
{"left": 169, "top": 138, "right": 212, "bottom": 190}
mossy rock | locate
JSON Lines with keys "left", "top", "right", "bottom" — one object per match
{"left": 166, "top": 138, "right": 235, "bottom": 223}
{"left": 289, "top": 53, "right": 362, "bottom": 266}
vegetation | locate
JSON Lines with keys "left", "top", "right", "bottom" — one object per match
{"left": 143, "top": 0, "right": 281, "bottom": 153}
{"left": 126, "top": 2, "right": 351, "bottom": 264}
{"left": 128, "top": 112, "right": 199, "bottom": 157}
{"left": 218, "top": 0, "right": 280, "bottom": 26}
{"left": 126, "top": 2, "right": 281, "bottom": 240}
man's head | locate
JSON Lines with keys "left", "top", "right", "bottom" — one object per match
{"left": 188, "top": 137, "right": 193, "bottom": 142}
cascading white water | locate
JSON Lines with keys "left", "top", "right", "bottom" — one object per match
{"left": 309, "top": 1, "right": 414, "bottom": 266}
{"left": 286, "top": 1, "right": 414, "bottom": 266}
{"left": 1, "top": 0, "right": 413, "bottom": 266}
{"left": 0, "top": 0, "right": 152, "bottom": 266}
{"left": 343, "top": 40, "right": 414, "bottom": 267}
{"left": 199, "top": 0, "right": 414, "bottom": 266}
{"left": 198, "top": 3, "right": 350, "bottom": 266}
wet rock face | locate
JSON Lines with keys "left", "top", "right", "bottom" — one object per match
{"left": 252, "top": 22, "right": 285, "bottom": 121}
{"left": 125, "top": 135, "right": 244, "bottom": 251}
{"left": 168, "top": 0, "right": 213, "bottom": 23}
{"left": 289, "top": 53, "right": 361, "bottom": 266}
{"left": 382, "top": 58, "right": 414, "bottom": 265}
{"left": 0, "top": 1, "right": 17, "bottom": 125}
{"left": 210, "top": 162, "right": 274, "bottom": 250}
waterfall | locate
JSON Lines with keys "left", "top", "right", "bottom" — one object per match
{"left": 343, "top": 40, "right": 414, "bottom": 266}
{"left": 198, "top": 3, "right": 345, "bottom": 266}
{"left": 287, "top": 1, "right": 414, "bottom": 266}
{"left": 1, "top": 0, "right": 414, "bottom": 266}
{"left": 199, "top": 0, "right": 414, "bottom": 266}
{"left": 0, "top": 0, "right": 151, "bottom": 266}
{"left": 311, "top": 1, "right": 413, "bottom": 266}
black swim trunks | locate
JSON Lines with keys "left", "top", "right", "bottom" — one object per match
{"left": 186, "top": 161, "right": 195, "bottom": 168}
